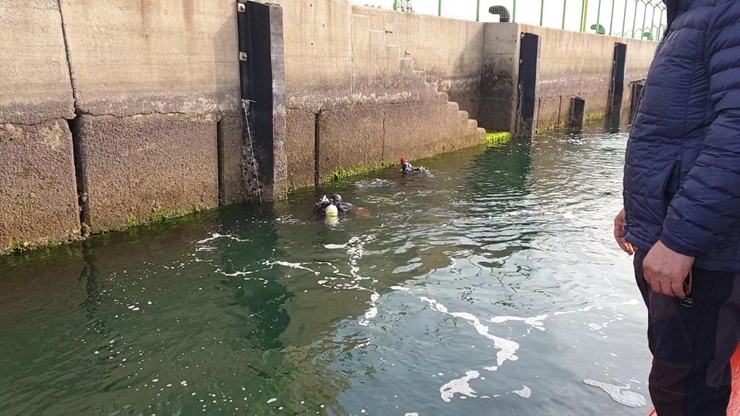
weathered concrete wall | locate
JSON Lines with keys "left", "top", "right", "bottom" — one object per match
{"left": 0, "top": 0, "right": 80, "bottom": 251}
{"left": 478, "top": 23, "right": 657, "bottom": 132}
{"left": 59, "top": 0, "right": 240, "bottom": 231}
{"left": 478, "top": 23, "right": 520, "bottom": 133}
{"left": 354, "top": 6, "right": 485, "bottom": 119}
{"left": 74, "top": 114, "right": 219, "bottom": 234}
{"left": 2, "top": 0, "right": 660, "bottom": 252}
{"left": 519, "top": 24, "right": 656, "bottom": 130}
{"left": 257, "top": 0, "right": 485, "bottom": 190}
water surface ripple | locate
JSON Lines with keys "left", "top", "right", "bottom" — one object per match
{"left": 0, "top": 131, "right": 651, "bottom": 415}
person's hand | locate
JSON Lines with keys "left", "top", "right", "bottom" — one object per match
{"left": 614, "top": 208, "right": 636, "bottom": 255}
{"left": 643, "top": 240, "right": 695, "bottom": 298}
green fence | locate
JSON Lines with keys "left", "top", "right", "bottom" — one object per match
{"left": 388, "top": 0, "right": 666, "bottom": 40}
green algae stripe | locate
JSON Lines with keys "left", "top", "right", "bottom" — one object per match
{"left": 485, "top": 132, "right": 512, "bottom": 147}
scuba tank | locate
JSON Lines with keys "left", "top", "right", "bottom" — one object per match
{"left": 324, "top": 203, "right": 339, "bottom": 225}
{"left": 325, "top": 203, "right": 339, "bottom": 218}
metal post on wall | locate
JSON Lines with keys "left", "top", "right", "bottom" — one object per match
{"left": 641, "top": 0, "right": 648, "bottom": 38}
{"left": 476, "top": 0, "right": 481, "bottom": 21}
{"left": 595, "top": 0, "right": 602, "bottom": 32}
{"left": 581, "top": 0, "right": 589, "bottom": 32}
{"left": 438, "top": 0, "right": 442, "bottom": 16}
{"left": 513, "top": 0, "right": 517, "bottom": 22}
{"left": 516, "top": 32, "right": 541, "bottom": 138}
{"left": 621, "top": 0, "right": 628, "bottom": 37}
{"left": 649, "top": 3, "right": 657, "bottom": 39}
{"left": 656, "top": 8, "right": 664, "bottom": 39}
{"left": 631, "top": 0, "right": 639, "bottom": 38}
{"left": 608, "top": 0, "right": 616, "bottom": 35}
{"left": 540, "top": 0, "right": 544, "bottom": 26}
{"left": 562, "top": 0, "right": 568, "bottom": 29}
{"left": 393, "top": 0, "right": 398, "bottom": 11}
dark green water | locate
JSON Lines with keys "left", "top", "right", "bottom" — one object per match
{"left": 0, "top": 129, "right": 653, "bottom": 416}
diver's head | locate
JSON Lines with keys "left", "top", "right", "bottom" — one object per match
{"left": 330, "top": 194, "right": 342, "bottom": 205}
{"left": 400, "top": 157, "right": 411, "bottom": 174}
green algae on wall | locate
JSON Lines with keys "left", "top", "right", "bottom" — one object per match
{"left": 2, "top": 235, "right": 68, "bottom": 256}
{"left": 485, "top": 132, "right": 512, "bottom": 147}
{"left": 323, "top": 160, "right": 397, "bottom": 184}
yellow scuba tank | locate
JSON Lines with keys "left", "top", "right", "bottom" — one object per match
{"left": 324, "top": 203, "right": 339, "bottom": 225}
{"left": 325, "top": 203, "right": 339, "bottom": 217}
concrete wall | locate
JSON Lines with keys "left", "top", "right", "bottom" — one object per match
{"left": 478, "top": 23, "right": 657, "bottom": 132}
{"left": 257, "top": 0, "right": 485, "bottom": 191}
{"left": 354, "top": 6, "right": 485, "bottom": 119}
{"left": 478, "top": 22, "right": 520, "bottom": 133}
{"left": 1, "top": 0, "right": 243, "bottom": 251}
{"left": 1, "top": 0, "right": 659, "bottom": 252}
{"left": 60, "top": 0, "right": 240, "bottom": 234}
{"left": 0, "top": 0, "right": 80, "bottom": 251}
{"left": 519, "top": 24, "right": 656, "bottom": 130}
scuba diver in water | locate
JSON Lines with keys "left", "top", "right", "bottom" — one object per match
{"left": 399, "top": 157, "right": 428, "bottom": 175}
{"left": 315, "top": 194, "right": 370, "bottom": 219}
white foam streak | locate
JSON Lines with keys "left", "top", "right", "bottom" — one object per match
{"left": 583, "top": 379, "right": 646, "bottom": 408}
{"left": 196, "top": 233, "right": 250, "bottom": 244}
{"left": 440, "top": 370, "right": 480, "bottom": 402}
{"left": 218, "top": 270, "right": 253, "bottom": 277}
{"left": 418, "top": 297, "right": 520, "bottom": 368}
{"left": 272, "top": 260, "right": 319, "bottom": 275}
{"left": 513, "top": 385, "right": 531, "bottom": 398}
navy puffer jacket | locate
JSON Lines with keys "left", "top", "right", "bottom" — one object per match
{"left": 624, "top": 0, "right": 740, "bottom": 272}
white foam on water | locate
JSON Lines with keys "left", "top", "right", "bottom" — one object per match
{"left": 490, "top": 315, "right": 548, "bottom": 332}
{"left": 623, "top": 299, "right": 640, "bottom": 305}
{"left": 197, "top": 233, "right": 250, "bottom": 244}
{"left": 355, "top": 178, "right": 397, "bottom": 188}
{"left": 267, "top": 398, "right": 277, "bottom": 404}
{"left": 484, "top": 366, "right": 498, "bottom": 372}
{"left": 404, "top": 413, "right": 419, "bottom": 416}
{"left": 218, "top": 270, "right": 253, "bottom": 277}
{"left": 583, "top": 379, "right": 646, "bottom": 408}
{"left": 197, "top": 233, "right": 221, "bottom": 244}
{"left": 360, "top": 292, "right": 382, "bottom": 326}
{"left": 439, "top": 370, "right": 480, "bottom": 402}
{"left": 513, "top": 385, "right": 531, "bottom": 399}
{"left": 324, "top": 244, "right": 347, "bottom": 249}
{"left": 419, "top": 297, "right": 520, "bottom": 368}
{"left": 272, "top": 261, "right": 319, "bottom": 275}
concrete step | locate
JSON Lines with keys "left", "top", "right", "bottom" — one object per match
{"left": 458, "top": 110, "right": 469, "bottom": 126}
{"left": 385, "top": 44, "right": 401, "bottom": 61}
{"left": 400, "top": 58, "right": 414, "bottom": 76}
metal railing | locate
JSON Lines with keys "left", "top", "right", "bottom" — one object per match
{"left": 386, "top": 0, "right": 666, "bottom": 40}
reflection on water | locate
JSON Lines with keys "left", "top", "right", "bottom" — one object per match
{"left": 0, "top": 128, "right": 651, "bottom": 416}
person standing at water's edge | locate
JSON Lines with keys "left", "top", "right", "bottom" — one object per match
{"left": 614, "top": 0, "right": 740, "bottom": 415}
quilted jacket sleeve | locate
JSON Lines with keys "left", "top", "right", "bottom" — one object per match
{"left": 660, "top": 1, "right": 740, "bottom": 257}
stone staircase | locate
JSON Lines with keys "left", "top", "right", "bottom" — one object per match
{"left": 351, "top": 13, "right": 485, "bottom": 149}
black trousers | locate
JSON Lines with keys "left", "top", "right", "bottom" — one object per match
{"left": 634, "top": 249, "right": 740, "bottom": 415}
